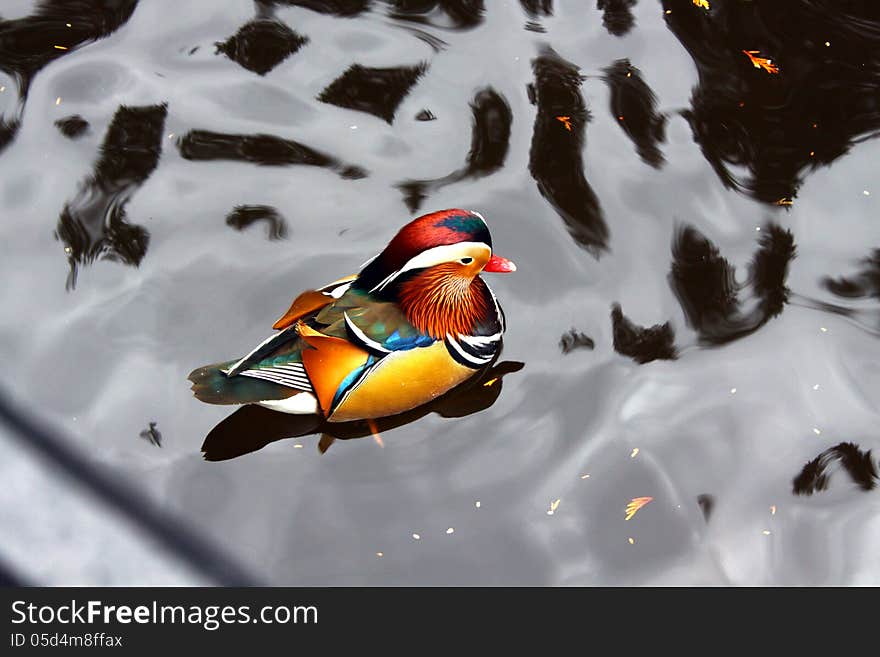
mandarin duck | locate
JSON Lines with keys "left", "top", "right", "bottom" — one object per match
{"left": 188, "top": 209, "right": 516, "bottom": 422}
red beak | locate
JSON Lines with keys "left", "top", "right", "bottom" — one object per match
{"left": 484, "top": 254, "right": 517, "bottom": 273}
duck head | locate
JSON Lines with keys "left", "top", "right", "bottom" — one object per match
{"left": 355, "top": 209, "right": 516, "bottom": 338}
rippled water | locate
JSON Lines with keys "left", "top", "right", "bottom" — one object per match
{"left": 2, "top": 0, "right": 880, "bottom": 585}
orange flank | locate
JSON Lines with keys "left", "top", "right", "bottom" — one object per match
{"left": 556, "top": 115, "right": 572, "bottom": 131}
{"left": 743, "top": 50, "right": 779, "bottom": 74}
{"left": 297, "top": 322, "right": 370, "bottom": 416}
{"left": 624, "top": 496, "right": 653, "bottom": 521}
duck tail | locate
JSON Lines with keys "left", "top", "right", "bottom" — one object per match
{"left": 188, "top": 361, "right": 294, "bottom": 405}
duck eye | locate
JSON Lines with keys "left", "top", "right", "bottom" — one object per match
{"left": 459, "top": 257, "right": 474, "bottom": 265}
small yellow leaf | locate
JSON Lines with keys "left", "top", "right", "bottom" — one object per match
{"left": 555, "top": 115, "right": 572, "bottom": 131}
{"left": 625, "top": 496, "right": 653, "bottom": 521}
{"left": 693, "top": 0, "right": 710, "bottom": 9}
{"left": 550, "top": 498, "right": 561, "bottom": 512}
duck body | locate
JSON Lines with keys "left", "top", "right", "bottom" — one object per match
{"left": 188, "top": 209, "right": 515, "bottom": 422}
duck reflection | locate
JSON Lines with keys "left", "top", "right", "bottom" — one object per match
{"left": 201, "top": 360, "right": 523, "bottom": 461}
{"left": 663, "top": 0, "right": 880, "bottom": 204}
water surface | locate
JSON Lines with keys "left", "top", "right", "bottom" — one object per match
{"left": 1, "top": 0, "right": 879, "bottom": 585}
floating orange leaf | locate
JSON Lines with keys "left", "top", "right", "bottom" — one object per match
{"left": 556, "top": 115, "right": 572, "bottom": 131}
{"left": 693, "top": 0, "right": 710, "bottom": 9}
{"left": 775, "top": 198, "right": 793, "bottom": 206}
{"left": 625, "top": 496, "right": 653, "bottom": 520}
{"left": 743, "top": 50, "right": 779, "bottom": 74}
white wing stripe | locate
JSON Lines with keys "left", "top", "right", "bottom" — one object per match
{"left": 344, "top": 313, "right": 392, "bottom": 353}
{"left": 240, "top": 369, "right": 312, "bottom": 390}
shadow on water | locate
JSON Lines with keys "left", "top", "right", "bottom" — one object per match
{"left": 663, "top": 0, "right": 880, "bottom": 204}
{"left": 398, "top": 87, "right": 511, "bottom": 212}
{"left": 0, "top": 0, "right": 139, "bottom": 152}
{"left": 602, "top": 59, "right": 666, "bottom": 169}
{"left": 201, "top": 359, "right": 523, "bottom": 461}
{"left": 55, "top": 103, "right": 167, "bottom": 290}
{"left": 318, "top": 62, "right": 428, "bottom": 123}
{"left": 528, "top": 46, "right": 607, "bottom": 256}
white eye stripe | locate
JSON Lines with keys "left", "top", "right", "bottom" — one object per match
{"left": 369, "top": 242, "right": 491, "bottom": 293}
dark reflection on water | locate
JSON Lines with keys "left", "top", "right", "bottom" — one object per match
{"left": 215, "top": 19, "right": 309, "bottom": 76}
{"left": 385, "top": 1, "right": 485, "bottom": 30}
{"left": 139, "top": 422, "right": 162, "bottom": 448}
{"left": 793, "top": 443, "right": 878, "bottom": 496}
{"left": 177, "top": 129, "right": 367, "bottom": 179}
{"left": 603, "top": 59, "right": 666, "bottom": 169}
{"left": 0, "top": 0, "right": 139, "bottom": 152}
{"left": 596, "top": 0, "right": 637, "bottom": 37}
{"left": 55, "top": 103, "right": 166, "bottom": 290}
{"left": 559, "top": 329, "right": 594, "bottom": 354}
{"left": 259, "top": 0, "right": 373, "bottom": 17}
{"left": 665, "top": 0, "right": 880, "bottom": 204}
{"left": 824, "top": 250, "right": 880, "bottom": 301}
{"left": 398, "top": 87, "right": 511, "bottom": 212}
{"left": 610, "top": 303, "right": 676, "bottom": 364}
{"left": 528, "top": 47, "right": 606, "bottom": 255}
{"left": 54, "top": 114, "right": 89, "bottom": 139}
{"left": 201, "top": 360, "right": 522, "bottom": 461}
{"left": 318, "top": 62, "right": 428, "bottom": 123}
{"left": 696, "top": 494, "right": 714, "bottom": 523}
{"left": 669, "top": 224, "right": 795, "bottom": 346}
{"left": 226, "top": 205, "right": 288, "bottom": 241}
